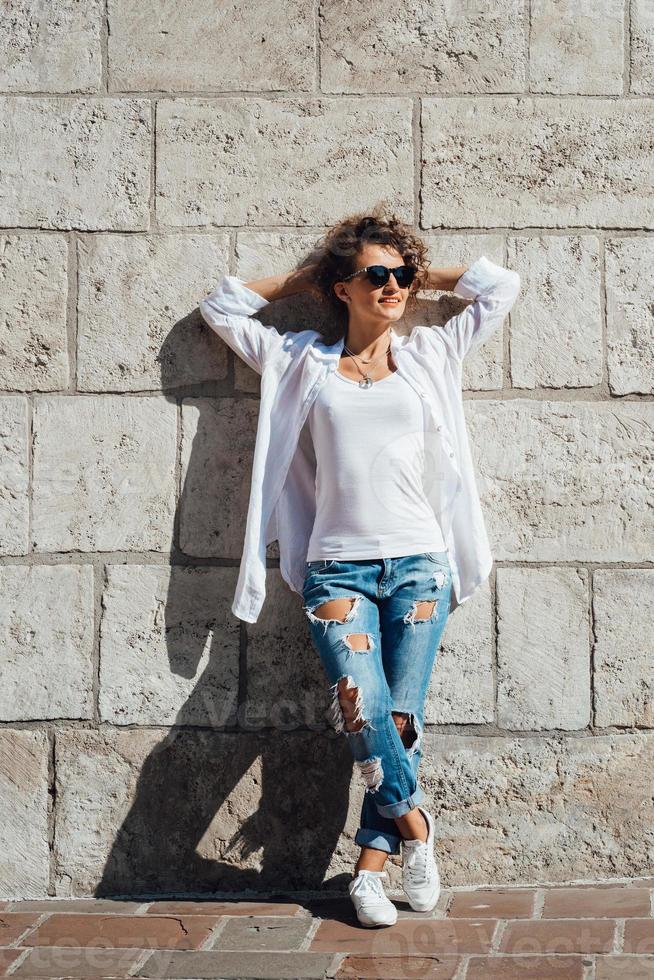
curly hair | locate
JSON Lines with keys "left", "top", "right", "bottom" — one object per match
{"left": 303, "top": 200, "right": 430, "bottom": 344}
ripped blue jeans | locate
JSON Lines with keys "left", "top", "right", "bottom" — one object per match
{"left": 302, "top": 551, "right": 452, "bottom": 856}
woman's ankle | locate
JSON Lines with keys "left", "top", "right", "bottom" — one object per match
{"left": 354, "top": 852, "right": 388, "bottom": 875}
{"left": 395, "top": 806, "right": 428, "bottom": 843}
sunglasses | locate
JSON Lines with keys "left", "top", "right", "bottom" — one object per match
{"left": 341, "top": 264, "right": 416, "bottom": 289}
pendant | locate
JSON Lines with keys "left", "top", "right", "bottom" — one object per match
{"left": 358, "top": 376, "right": 373, "bottom": 389}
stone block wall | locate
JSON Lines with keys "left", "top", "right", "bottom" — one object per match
{"left": 0, "top": 0, "right": 653, "bottom": 898}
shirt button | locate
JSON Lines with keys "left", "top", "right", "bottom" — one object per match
{"left": 436, "top": 424, "right": 443, "bottom": 431}
{"left": 449, "top": 451, "right": 455, "bottom": 458}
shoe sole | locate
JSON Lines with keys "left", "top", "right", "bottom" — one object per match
{"left": 405, "top": 885, "right": 440, "bottom": 913}
{"left": 357, "top": 913, "right": 398, "bottom": 927}
{"left": 350, "top": 895, "right": 398, "bottom": 927}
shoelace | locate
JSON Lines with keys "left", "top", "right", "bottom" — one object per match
{"left": 351, "top": 872, "right": 388, "bottom": 901}
{"left": 404, "top": 840, "right": 434, "bottom": 885}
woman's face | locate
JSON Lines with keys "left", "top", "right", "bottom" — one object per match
{"left": 333, "top": 244, "right": 411, "bottom": 323}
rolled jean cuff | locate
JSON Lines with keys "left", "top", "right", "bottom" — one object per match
{"left": 374, "top": 784, "right": 425, "bottom": 819}
{"left": 354, "top": 828, "right": 402, "bottom": 855}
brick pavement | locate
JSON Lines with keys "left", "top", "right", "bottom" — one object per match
{"left": 1, "top": 879, "right": 654, "bottom": 978}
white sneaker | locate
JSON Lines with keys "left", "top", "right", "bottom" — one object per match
{"left": 348, "top": 869, "right": 398, "bottom": 927}
{"left": 402, "top": 807, "right": 441, "bottom": 912}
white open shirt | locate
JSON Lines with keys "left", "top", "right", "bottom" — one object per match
{"left": 199, "top": 255, "right": 521, "bottom": 623}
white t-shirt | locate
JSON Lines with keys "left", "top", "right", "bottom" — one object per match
{"left": 306, "top": 367, "right": 447, "bottom": 560}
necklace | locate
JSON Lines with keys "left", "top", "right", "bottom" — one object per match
{"left": 342, "top": 328, "right": 392, "bottom": 389}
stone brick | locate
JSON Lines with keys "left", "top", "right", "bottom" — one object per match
{"left": 496, "top": 567, "right": 590, "bottom": 730}
{"left": 0, "top": 911, "right": 44, "bottom": 946}
{"left": 529, "top": 0, "right": 623, "bottom": 94}
{"left": 310, "top": 915, "right": 495, "bottom": 954}
{"left": 425, "top": 579, "right": 494, "bottom": 725}
{"left": 320, "top": 0, "right": 525, "bottom": 94}
{"left": 32, "top": 394, "right": 177, "bottom": 552}
{"left": 10, "top": 945, "right": 144, "bottom": 978}
{"left": 77, "top": 234, "right": 230, "bottom": 391}
{"left": 99, "top": 564, "right": 240, "bottom": 726}
{"left": 631, "top": 0, "right": 654, "bottom": 95}
{"left": 421, "top": 98, "right": 654, "bottom": 229}
{"left": 0, "top": 730, "right": 50, "bottom": 898}
{"left": 596, "top": 954, "right": 654, "bottom": 977}
{"left": 179, "top": 396, "right": 259, "bottom": 559}
{"left": 467, "top": 399, "right": 654, "bottom": 562}
{"left": 507, "top": 236, "right": 602, "bottom": 389}
{"left": 156, "top": 98, "right": 414, "bottom": 227}
{"left": 624, "top": 919, "right": 654, "bottom": 953}
{"left": 0, "top": 564, "right": 94, "bottom": 721}
{"left": 0, "top": 0, "right": 102, "bottom": 93}
{"left": 246, "top": 571, "right": 330, "bottom": 733}
{"left": 9, "top": 898, "right": 143, "bottom": 912}
{"left": 22, "top": 912, "right": 219, "bottom": 949}
{"left": 605, "top": 237, "right": 654, "bottom": 395}
{"left": 0, "top": 98, "right": 150, "bottom": 230}
{"left": 499, "top": 917, "right": 614, "bottom": 953}
{"left": 542, "top": 886, "right": 651, "bottom": 918}
{"left": 593, "top": 569, "right": 654, "bottom": 727}
{"left": 419, "top": 733, "right": 654, "bottom": 884}
{"left": 136, "top": 949, "right": 338, "bottom": 979}
{"left": 466, "top": 955, "right": 586, "bottom": 979}
{"left": 448, "top": 888, "right": 536, "bottom": 918}
{"left": 336, "top": 954, "right": 461, "bottom": 979}
{"left": 0, "top": 396, "right": 29, "bottom": 556}
{"left": 146, "top": 900, "right": 304, "bottom": 916}
{"left": 208, "top": 914, "right": 312, "bottom": 950}
{"left": 0, "top": 234, "right": 69, "bottom": 391}
{"left": 108, "top": 0, "right": 314, "bottom": 92}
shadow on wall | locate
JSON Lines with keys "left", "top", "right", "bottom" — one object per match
{"left": 96, "top": 728, "right": 353, "bottom": 896}
{"left": 95, "top": 289, "right": 356, "bottom": 897}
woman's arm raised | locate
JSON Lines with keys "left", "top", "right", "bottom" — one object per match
{"left": 199, "top": 264, "right": 318, "bottom": 375}
{"left": 424, "top": 264, "right": 469, "bottom": 292}
{"left": 242, "top": 264, "right": 320, "bottom": 302}
{"left": 423, "top": 256, "right": 521, "bottom": 361}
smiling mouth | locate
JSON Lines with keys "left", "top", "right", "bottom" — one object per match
{"left": 379, "top": 298, "right": 401, "bottom": 304}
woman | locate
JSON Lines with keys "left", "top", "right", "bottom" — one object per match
{"left": 199, "top": 203, "right": 520, "bottom": 927}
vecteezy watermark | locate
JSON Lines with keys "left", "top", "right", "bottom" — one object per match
{"left": 236, "top": 692, "right": 335, "bottom": 734}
